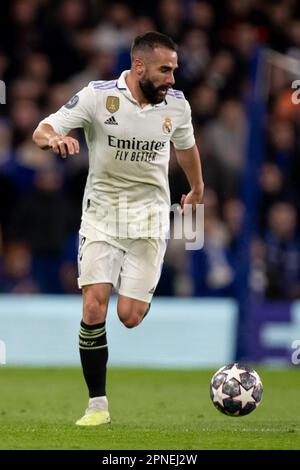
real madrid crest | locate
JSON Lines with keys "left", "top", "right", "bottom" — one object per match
{"left": 162, "top": 117, "right": 172, "bottom": 134}
{"left": 106, "top": 96, "right": 120, "bottom": 113}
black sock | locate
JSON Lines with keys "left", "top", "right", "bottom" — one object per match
{"left": 79, "top": 320, "right": 108, "bottom": 398}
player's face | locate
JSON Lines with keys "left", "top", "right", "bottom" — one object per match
{"left": 138, "top": 48, "right": 178, "bottom": 104}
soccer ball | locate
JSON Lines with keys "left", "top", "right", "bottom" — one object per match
{"left": 210, "top": 363, "right": 263, "bottom": 417}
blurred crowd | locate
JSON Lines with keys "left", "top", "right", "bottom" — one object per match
{"left": 0, "top": 0, "right": 300, "bottom": 299}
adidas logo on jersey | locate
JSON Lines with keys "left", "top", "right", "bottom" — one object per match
{"left": 104, "top": 116, "right": 118, "bottom": 125}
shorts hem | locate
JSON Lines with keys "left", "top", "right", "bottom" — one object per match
{"left": 77, "top": 278, "right": 115, "bottom": 289}
{"left": 118, "top": 288, "right": 153, "bottom": 303}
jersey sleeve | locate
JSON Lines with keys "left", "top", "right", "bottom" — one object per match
{"left": 40, "top": 83, "right": 95, "bottom": 136}
{"left": 171, "top": 100, "right": 195, "bottom": 150}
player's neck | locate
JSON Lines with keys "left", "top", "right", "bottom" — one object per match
{"left": 125, "top": 71, "right": 149, "bottom": 108}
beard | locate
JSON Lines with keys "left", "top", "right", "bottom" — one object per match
{"left": 138, "top": 78, "right": 169, "bottom": 105}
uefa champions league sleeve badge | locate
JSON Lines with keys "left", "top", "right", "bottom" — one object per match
{"left": 65, "top": 95, "right": 79, "bottom": 109}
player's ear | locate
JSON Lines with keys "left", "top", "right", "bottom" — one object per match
{"left": 134, "top": 58, "right": 145, "bottom": 77}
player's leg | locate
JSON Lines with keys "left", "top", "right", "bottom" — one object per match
{"left": 76, "top": 238, "right": 123, "bottom": 426}
{"left": 117, "top": 295, "right": 150, "bottom": 328}
{"left": 76, "top": 283, "right": 112, "bottom": 426}
{"left": 117, "top": 238, "right": 166, "bottom": 328}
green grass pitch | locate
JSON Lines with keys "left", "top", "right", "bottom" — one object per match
{"left": 0, "top": 367, "right": 300, "bottom": 450}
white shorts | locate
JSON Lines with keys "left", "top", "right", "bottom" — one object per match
{"left": 77, "top": 233, "right": 167, "bottom": 303}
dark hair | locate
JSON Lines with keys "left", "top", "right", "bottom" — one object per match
{"left": 131, "top": 31, "right": 177, "bottom": 59}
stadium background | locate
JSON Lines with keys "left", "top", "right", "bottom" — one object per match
{"left": 1, "top": 0, "right": 300, "bottom": 366}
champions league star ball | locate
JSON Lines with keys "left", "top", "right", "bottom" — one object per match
{"left": 210, "top": 363, "right": 263, "bottom": 416}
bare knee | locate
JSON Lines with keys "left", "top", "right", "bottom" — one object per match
{"left": 117, "top": 296, "right": 149, "bottom": 329}
{"left": 117, "top": 303, "right": 135, "bottom": 328}
{"left": 117, "top": 306, "right": 147, "bottom": 329}
{"left": 83, "top": 287, "right": 110, "bottom": 324}
{"left": 120, "top": 313, "right": 141, "bottom": 329}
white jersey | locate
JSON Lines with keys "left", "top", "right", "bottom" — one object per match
{"left": 41, "top": 70, "right": 195, "bottom": 239}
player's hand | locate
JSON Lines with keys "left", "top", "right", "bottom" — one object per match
{"left": 48, "top": 135, "right": 80, "bottom": 158}
{"left": 179, "top": 187, "right": 204, "bottom": 215}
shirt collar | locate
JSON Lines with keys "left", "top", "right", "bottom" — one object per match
{"left": 116, "top": 70, "right": 128, "bottom": 91}
{"left": 116, "top": 70, "right": 168, "bottom": 107}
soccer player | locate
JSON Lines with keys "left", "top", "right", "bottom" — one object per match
{"left": 32, "top": 32, "right": 204, "bottom": 426}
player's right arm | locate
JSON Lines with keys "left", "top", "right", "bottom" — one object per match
{"left": 32, "top": 83, "right": 95, "bottom": 157}
{"left": 32, "top": 123, "right": 80, "bottom": 157}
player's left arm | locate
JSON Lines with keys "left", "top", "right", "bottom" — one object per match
{"left": 175, "top": 144, "right": 204, "bottom": 213}
{"left": 171, "top": 98, "right": 204, "bottom": 213}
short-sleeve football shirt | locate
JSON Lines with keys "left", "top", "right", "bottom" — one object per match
{"left": 41, "top": 70, "right": 195, "bottom": 238}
